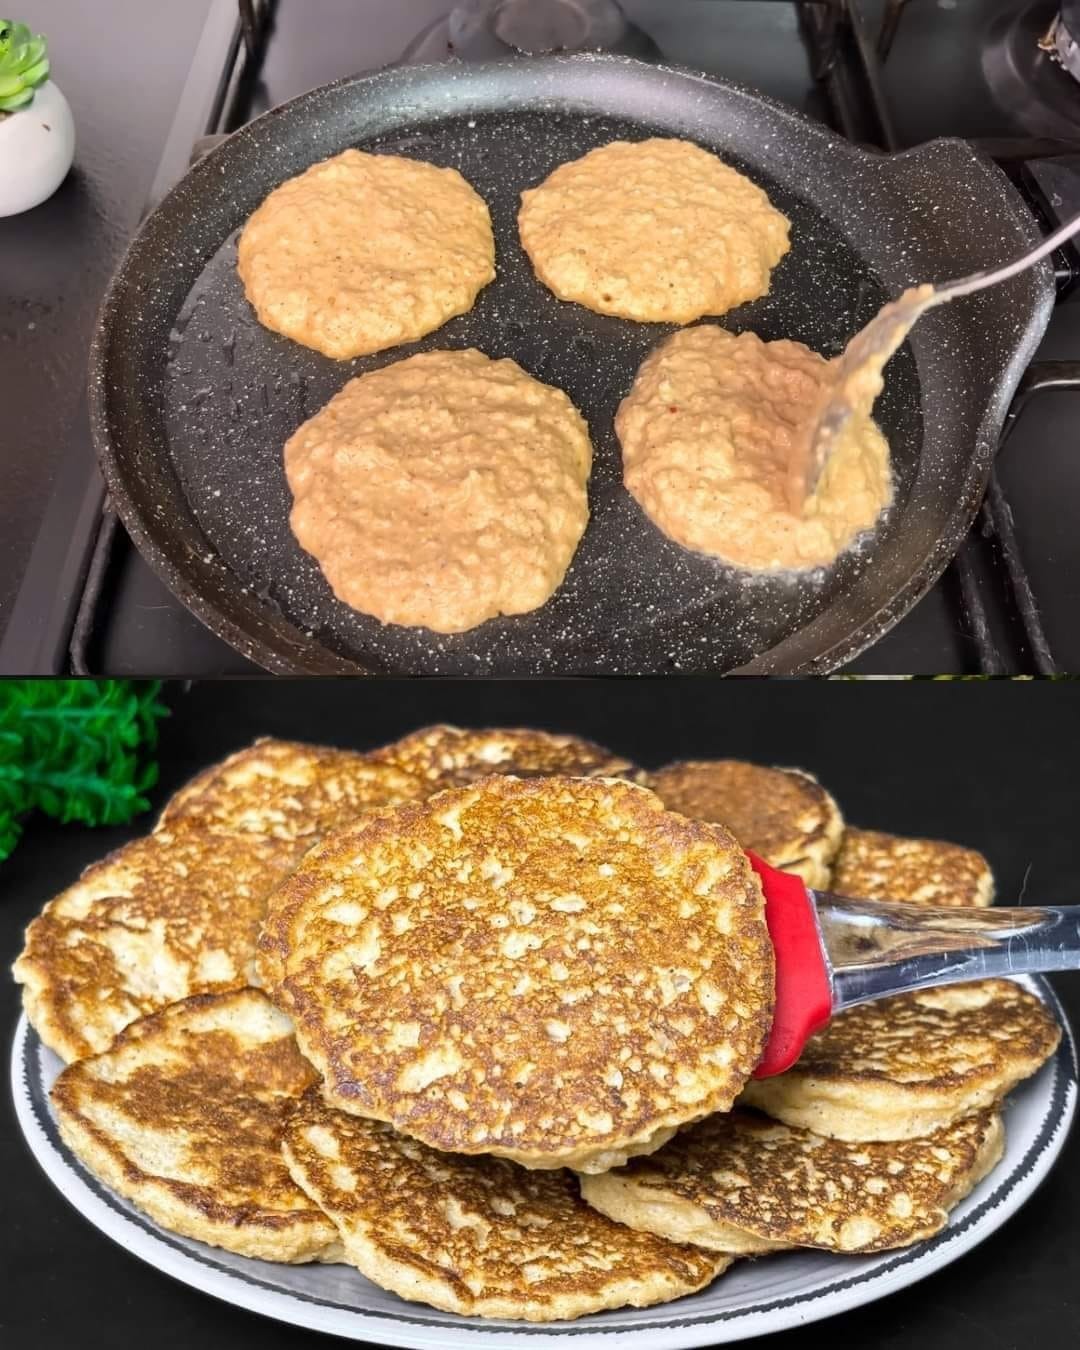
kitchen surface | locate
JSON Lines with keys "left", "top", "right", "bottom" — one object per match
{"left": 2, "top": 0, "right": 1080, "bottom": 674}
{"left": 3, "top": 679, "right": 1078, "bottom": 1347}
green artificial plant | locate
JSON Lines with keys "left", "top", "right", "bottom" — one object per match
{"left": 0, "top": 19, "right": 49, "bottom": 113}
{"left": 0, "top": 681, "right": 169, "bottom": 862}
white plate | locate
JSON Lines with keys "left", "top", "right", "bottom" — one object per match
{"left": 11, "top": 976, "right": 1077, "bottom": 1348}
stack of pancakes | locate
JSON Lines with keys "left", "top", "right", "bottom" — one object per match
{"left": 12, "top": 736, "right": 1060, "bottom": 1322}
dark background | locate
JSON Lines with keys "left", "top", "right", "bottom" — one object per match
{"left": 1, "top": 679, "right": 1078, "bottom": 1348}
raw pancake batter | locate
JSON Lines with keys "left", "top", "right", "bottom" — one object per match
{"left": 284, "top": 349, "right": 592, "bottom": 633}
{"left": 518, "top": 138, "right": 790, "bottom": 323}
{"left": 617, "top": 325, "right": 892, "bottom": 571}
{"left": 238, "top": 149, "right": 495, "bottom": 358}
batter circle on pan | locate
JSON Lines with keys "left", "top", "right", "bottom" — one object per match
{"left": 283, "top": 349, "right": 593, "bottom": 634}
{"left": 238, "top": 149, "right": 495, "bottom": 359}
{"left": 518, "top": 138, "right": 790, "bottom": 322}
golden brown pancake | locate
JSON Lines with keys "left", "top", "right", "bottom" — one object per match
{"left": 158, "top": 737, "right": 424, "bottom": 841}
{"left": 282, "top": 1090, "right": 729, "bottom": 1321}
{"left": 50, "top": 990, "right": 341, "bottom": 1262}
{"left": 741, "top": 979, "right": 1060, "bottom": 1140}
{"left": 580, "top": 1107, "right": 1004, "bottom": 1255}
{"left": 645, "top": 759, "right": 843, "bottom": 888}
{"left": 13, "top": 825, "right": 306, "bottom": 1062}
{"left": 272, "top": 775, "right": 774, "bottom": 1171}
{"left": 831, "top": 827, "right": 994, "bottom": 907}
{"left": 369, "top": 723, "right": 636, "bottom": 787}
{"left": 238, "top": 149, "right": 494, "bottom": 359}
{"left": 253, "top": 728, "right": 635, "bottom": 995}
{"left": 518, "top": 138, "right": 789, "bottom": 323}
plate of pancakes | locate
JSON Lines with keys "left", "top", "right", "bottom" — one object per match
{"left": 10, "top": 728, "right": 1077, "bottom": 1346}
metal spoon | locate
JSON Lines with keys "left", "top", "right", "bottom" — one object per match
{"left": 803, "top": 208, "right": 1080, "bottom": 500}
{"left": 748, "top": 851, "right": 1080, "bottom": 1078}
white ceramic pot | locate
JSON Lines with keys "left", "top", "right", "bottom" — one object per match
{"left": 0, "top": 79, "right": 75, "bottom": 217}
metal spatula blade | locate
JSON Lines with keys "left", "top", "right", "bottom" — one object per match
{"left": 749, "top": 852, "right": 1080, "bottom": 1078}
{"left": 803, "top": 208, "right": 1080, "bottom": 500}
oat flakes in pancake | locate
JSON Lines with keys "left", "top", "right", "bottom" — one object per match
{"left": 158, "top": 737, "right": 424, "bottom": 841}
{"left": 12, "top": 825, "right": 306, "bottom": 1063}
{"left": 617, "top": 326, "right": 892, "bottom": 571}
{"left": 276, "top": 775, "right": 774, "bottom": 1171}
{"left": 370, "top": 723, "right": 635, "bottom": 787}
{"left": 237, "top": 149, "right": 494, "bottom": 359}
{"left": 646, "top": 759, "right": 843, "bottom": 888}
{"left": 741, "top": 979, "right": 1059, "bottom": 1141}
{"left": 832, "top": 827, "right": 994, "bottom": 907}
{"left": 51, "top": 990, "right": 341, "bottom": 1262}
{"left": 254, "top": 728, "right": 634, "bottom": 996}
{"left": 255, "top": 801, "right": 409, "bottom": 999}
{"left": 518, "top": 138, "right": 790, "bottom": 323}
{"left": 580, "top": 1107, "right": 1004, "bottom": 1256}
{"left": 284, "top": 349, "right": 592, "bottom": 633}
{"left": 282, "top": 1090, "right": 729, "bottom": 1321}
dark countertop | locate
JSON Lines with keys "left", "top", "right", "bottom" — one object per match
{"left": 1, "top": 678, "right": 1078, "bottom": 1348}
{"left": 0, "top": 0, "right": 215, "bottom": 635}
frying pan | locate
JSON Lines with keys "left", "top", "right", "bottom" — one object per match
{"left": 88, "top": 54, "right": 1055, "bottom": 674}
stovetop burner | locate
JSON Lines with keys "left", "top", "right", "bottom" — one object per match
{"left": 401, "top": 0, "right": 660, "bottom": 63}
{"left": 1044, "top": 1, "right": 1080, "bottom": 83}
{"left": 983, "top": 0, "right": 1080, "bottom": 138}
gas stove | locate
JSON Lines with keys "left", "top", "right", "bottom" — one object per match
{"left": 5, "top": 0, "right": 1080, "bottom": 675}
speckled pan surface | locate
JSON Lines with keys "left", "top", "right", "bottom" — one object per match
{"left": 88, "top": 54, "right": 1054, "bottom": 675}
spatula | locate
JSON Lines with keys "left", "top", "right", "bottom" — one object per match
{"left": 801, "top": 208, "right": 1080, "bottom": 501}
{"left": 749, "top": 852, "right": 1079, "bottom": 1078}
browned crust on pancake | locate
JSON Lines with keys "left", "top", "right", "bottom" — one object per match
{"left": 831, "top": 827, "right": 994, "bottom": 907}
{"left": 581, "top": 1107, "right": 1004, "bottom": 1254}
{"left": 256, "top": 801, "right": 409, "bottom": 1000}
{"left": 255, "top": 729, "right": 635, "bottom": 997}
{"left": 740, "top": 980, "right": 1060, "bottom": 1139}
{"left": 281, "top": 1089, "right": 729, "bottom": 1320}
{"left": 157, "top": 737, "right": 424, "bottom": 840}
{"left": 275, "top": 775, "right": 774, "bottom": 1169}
{"left": 50, "top": 991, "right": 340, "bottom": 1261}
{"left": 368, "top": 724, "right": 636, "bottom": 787}
{"left": 761, "top": 980, "right": 1059, "bottom": 1090}
{"left": 13, "top": 826, "right": 308, "bottom": 1063}
{"left": 645, "top": 760, "right": 843, "bottom": 887}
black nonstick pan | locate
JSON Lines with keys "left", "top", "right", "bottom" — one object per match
{"left": 88, "top": 54, "right": 1055, "bottom": 674}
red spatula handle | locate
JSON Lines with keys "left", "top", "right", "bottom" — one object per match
{"left": 746, "top": 852, "right": 834, "bottom": 1078}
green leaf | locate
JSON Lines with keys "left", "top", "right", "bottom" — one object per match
{"left": 0, "top": 680, "right": 169, "bottom": 864}
{"left": 20, "top": 55, "right": 47, "bottom": 87}
{"left": 0, "top": 25, "right": 48, "bottom": 105}
{"left": 0, "top": 85, "right": 32, "bottom": 110}
{"left": 0, "top": 23, "right": 32, "bottom": 58}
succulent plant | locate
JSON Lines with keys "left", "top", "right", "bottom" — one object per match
{"left": 0, "top": 19, "right": 49, "bottom": 114}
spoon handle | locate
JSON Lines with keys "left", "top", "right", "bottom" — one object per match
{"left": 815, "top": 891, "right": 1080, "bottom": 1011}
{"left": 803, "top": 208, "right": 1080, "bottom": 499}
{"left": 932, "top": 207, "right": 1080, "bottom": 303}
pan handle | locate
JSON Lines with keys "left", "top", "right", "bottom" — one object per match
{"left": 1000, "top": 361, "right": 1080, "bottom": 449}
